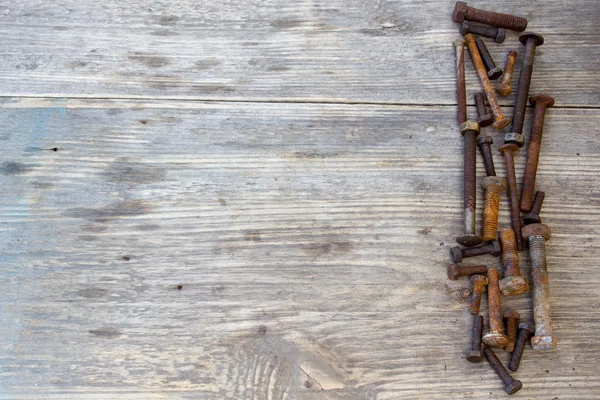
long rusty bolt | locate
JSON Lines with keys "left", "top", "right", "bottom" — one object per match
{"left": 477, "top": 136, "right": 496, "bottom": 176}
{"left": 508, "top": 322, "right": 535, "bottom": 371}
{"left": 483, "top": 268, "right": 509, "bottom": 348}
{"left": 464, "top": 34, "right": 510, "bottom": 129}
{"left": 520, "top": 94, "right": 555, "bottom": 212}
{"left": 456, "top": 121, "right": 483, "bottom": 247}
{"left": 467, "top": 314, "right": 484, "bottom": 363}
{"left": 497, "top": 51, "right": 518, "bottom": 97}
{"left": 504, "top": 310, "right": 520, "bottom": 352}
{"left": 450, "top": 240, "right": 500, "bottom": 263}
{"left": 474, "top": 92, "right": 493, "bottom": 127}
{"left": 447, "top": 264, "right": 488, "bottom": 280}
{"left": 475, "top": 37, "right": 503, "bottom": 80}
{"left": 483, "top": 348, "right": 523, "bottom": 395}
{"left": 499, "top": 229, "right": 528, "bottom": 296}
{"left": 469, "top": 274, "right": 488, "bottom": 315}
{"left": 453, "top": 1, "right": 528, "bottom": 32}
{"left": 454, "top": 39, "right": 468, "bottom": 125}
{"left": 499, "top": 144, "right": 524, "bottom": 251}
{"left": 523, "top": 191, "right": 545, "bottom": 225}
{"left": 522, "top": 223, "right": 556, "bottom": 350}
{"left": 460, "top": 21, "right": 506, "bottom": 43}
{"left": 481, "top": 176, "right": 506, "bottom": 242}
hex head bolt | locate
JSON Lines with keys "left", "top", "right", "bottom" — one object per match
{"left": 474, "top": 92, "right": 493, "bottom": 127}
{"left": 467, "top": 314, "right": 485, "bottom": 362}
{"left": 504, "top": 310, "right": 520, "bottom": 352}
{"left": 477, "top": 136, "right": 496, "bottom": 176}
{"left": 483, "top": 348, "right": 523, "bottom": 395}
{"left": 447, "top": 264, "right": 488, "bottom": 280}
{"left": 469, "top": 274, "right": 488, "bottom": 315}
{"left": 497, "top": 51, "right": 518, "bottom": 97}
{"left": 523, "top": 191, "right": 545, "bottom": 225}
{"left": 483, "top": 268, "right": 509, "bottom": 348}
{"left": 460, "top": 21, "right": 506, "bottom": 43}
{"left": 508, "top": 323, "right": 534, "bottom": 371}
{"left": 464, "top": 34, "right": 510, "bottom": 129}
{"left": 498, "top": 229, "right": 528, "bottom": 296}
{"left": 481, "top": 177, "right": 506, "bottom": 242}
{"left": 475, "top": 37, "right": 503, "bottom": 80}
{"left": 456, "top": 121, "right": 483, "bottom": 247}
{"left": 454, "top": 39, "right": 468, "bottom": 125}
{"left": 450, "top": 240, "right": 500, "bottom": 263}
{"left": 453, "top": 1, "right": 528, "bottom": 32}
{"left": 499, "top": 144, "right": 524, "bottom": 251}
{"left": 520, "top": 94, "right": 555, "bottom": 212}
{"left": 522, "top": 223, "right": 557, "bottom": 350}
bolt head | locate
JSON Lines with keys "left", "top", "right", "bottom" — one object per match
{"left": 482, "top": 176, "right": 506, "bottom": 190}
{"left": 456, "top": 234, "right": 483, "bottom": 247}
{"left": 477, "top": 113, "right": 493, "bottom": 127}
{"left": 449, "top": 247, "right": 463, "bottom": 263}
{"left": 499, "top": 143, "right": 519, "bottom": 154}
{"left": 466, "top": 350, "right": 484, "bottom": 363}
{"left": 496, "top": 83, "right": 512, "bottom": 97}
{"left": 523, "top": 212, "right": 542, "bottom": 226}
{"left": 459, "top": 21, "right": 470, "bottom": 35}
{"left": 447, "top": 264, "right": 460, "bottom": 280}
{"left": 531, "top": 335, "right": 557, "bottom": 350}
{"left": 490, "top": 240, "right": 501, "bottom": 256}
{"left": 459, "top": 120, "right": 480, "bottom": 136}
{"left": 470, "top": 274, "right": 488, "bottom": 285}
{"left": 487, "top": 66, "right": 503, "bottom": 80}
{"left": 492, "top": 117, "right": 511, "bottom": 130}
{"left": 499, "top": 276, "right": 528, "bottom": 296}
{"left": 505, "top": 380, "right": 523, "bottom": 395}
{"left": 495, "top": 28, "right": 506, "bottom": 44}
{"left": 477, "top": 135, "right": 493, "bottom": 146}
{"left": 529, "top": 93, "right": 555, "bottom": 108}
{"left": 452, "top": 1, "right": 468, "bottom": 22}
{"left": 522, "top": 223, "right": 551, "bottom": 241}
{"left": 482, "top": 332, "right": 509, "bottom": 348}
{"left": 518, "top": 322, "right": 535, "bottom": 333}
{"left": 519, "top": 32, "right": 545, "bottom": 46}
{"left": 504, "top": 132, "right": 525, "bottom": 148}
{"left": 504, "top": 310, "right": 521, "bottom": 320}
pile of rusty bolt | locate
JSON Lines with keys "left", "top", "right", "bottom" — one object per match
{"left": 450, "top": 2, "right": 556, "bottom": 395}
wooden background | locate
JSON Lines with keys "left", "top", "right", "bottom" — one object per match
{"left": 1, "top": 0, "right": 599, "bottom": 398}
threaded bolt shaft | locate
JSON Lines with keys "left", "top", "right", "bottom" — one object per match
{"left": 482, "top": 177, "right": 505, "bottom": 241}
{"left": 474, "top": 92, "right": 492, "bottom": 127}
{"left": 500, "top": 229, "right": 519, "bottom": 277}
{"left": 460, "top": 21, "right": 506, "bottom": 43}
{"left": 453, "top": 2, "right": 528, "bottom": 32}
{"left": 477, "top": 136, "right": 496, "bottom": 176}
{"left": 475, "top": 37, "right": 502, "bottom": 80}
{"left": 499, "top": 144, "right": 524, "bottom": 250}
{"left": 467, "top": 314, "right": 484, "bottom": 363}
{"left": 456, "top": 121, "right": 482, "bottom": 247}
{"left": 447, "top": 264, "right": 488, "bottom": 280}
{"left": 469, "top": 274, "right": 488, "bottom": 315}
{"left": 509, "top": 323, "right": 534, "bottom": 371}
{"left": 484, "top": 348, "right": 523, "bottom": 395}
{"left": 497, "top": 50, "right": 517, "bottom": 97}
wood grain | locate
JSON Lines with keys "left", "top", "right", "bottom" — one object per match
{"left": 1, "top": 98, "right": 599, "bottom": 398}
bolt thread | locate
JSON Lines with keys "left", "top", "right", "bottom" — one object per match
{"left": 497, "top": 51, "right": 517, "bottom": 96}
{"left": 529, "top": 236, "right": 553, "bottom": 337}
{"left": 529, "top": 236, "right": 546, "bottom": 272}
{"left": 472, "top": 315, "right": 483, "bottom": 351}
{"left": 482, "top": 185, "right": 502, "bottom": 241}
{"left": 484, "top": 348, "right": 515, "bottom": 386}
{"left": 464, "top": 130, "right": 477, "bottom": 233}
{"left": 467, "top": 8, "right": 528, "bottom": 32}
{"left": 477, "top": 138, "right": 496, "bottom": 177}
{"left": 508, "top": 328, "right": 533, "bottom": 371}
{"left": 462, "top": 243, "right": 493, "bottom": 258}
{"left": 500, "top": 229, "right": 520, "bottom": 277}
{"left": 521, "top": 102, "right": 549, "bottom": 212}
{"left": 465, "top": 22, "right": 500, "bottom": 39}
{"left": 455, "top": 265, "right": 488, "bottom": 278}
{"left": 475, "top": 37, "right": 497, "bottom": 71}
{"left": 511, "top": 41, "right": 536, "bottom": 134}
{"left": 502, "top": 150, "right": 524, "bottom": 251}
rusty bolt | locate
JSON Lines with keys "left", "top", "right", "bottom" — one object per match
{"left": 508, "top": 322, "right": 535, "bottom": 371}
{"left": 499, "top": 144, "right": 524, "bottom": 251}
{"left": 523, "top": 191, "right": 545, "bottom": 225}
{"left": 464, "top": 34, "right": 510, "bottom": 129}
{"left": 450, "top": 240, "right": 500, "bottom": 263}
{"left": 481, "top": 176, "right": 506, "bottom": 242}
{"left": 469, "top": 274, "right": 488, "bottom": 315}
{"left": 454, "top": 39, "right": 468, "bottom": 125}
{"left": 483, "top": 268, "right": 508, "bottom": 348}
{"left": 460, "top": 21, "right": 506, "bottom": 43}
{"left": 452, "top": 1, "right": 528, "bottom": 32}
{"left": 477, "top": 136, "right": 496, "bottom": 176}
{"left": 475, "top": 37, "right": 503, "bottom": 80}
{"left": 474, "top": 92, "right": 492, "bottom": 127}
{"left": 498, "top": 229, "right": 528, "bottom": 296}
{"left": 504, "top": 310, "right": 520, "bottom": 352}
{"left": 520, "top": 94, "right": 555, "bottom": 212}
{"left": 447, "top": 264, "right": 488, "bottom": 280}
{"left": 522, "top": 223, "right": 556, "bottom": 350}
{"left": 467, "top": 314, "right": 484, "bottom": 363}
{"left": 483, "top": 348, "right": 523, "bottom": 395}
{"left": 497, "top": 51, "right": 518, "bottom": 97}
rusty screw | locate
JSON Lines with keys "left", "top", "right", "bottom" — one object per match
{"left": 523, "top": 191, "right": 545, "bottom": 225}
{"left": 483, "top": 268, "right": 508, "bottom": 348}
{"left": 509, "top": 322, "right": 535, "bottom": 371}
{"left": 497, "top": 51, "right": 518, "bottom": 97}
{"left": 453, "top": 1, "right": 528, "bottom": 32}
{"left": 499, "top": 229, "right": 528, "bottom": 296}
{"left": 474, "top": 92, "right": 493, "bottom": 127}
{"left": 460, "top": 21, "right": 506, "bottom": 43}
{"left": 450, "top": 240, "right": 500, "bottom": 263}
{"left": 499, "top": 144, "right": 524, "bottom": 251}
{"left": 520, "top": 94, "right": 555, "bottom": 212}
{"left": 447, "top": 264, "right": 488, "bottom": 280}
{"left": 481, "top": 177, "right": 506, "bottom": 242}
{"left": 475, "top": 37, "right": 503, "bottom": 80}
{"left": 454, "top": 39, "right": 468, "bottom": 125}
{"left": 522, "top": 223, "right": 556, "bottom": 350}
{"left": 469, "top": 274, "right": 488, "bottom": 315}
{"left": 483, "top": 348, "right": 523, "bottom": 395}
{"left": 464, "top": 34, "right": 510, "bottom": 129}
{"left": 477, "top": 136, "right": 496, "bottom": 176}
{"left": 467, "top": 314, "right": 484, "bottom": 363}
{"left": 504, "top": 310, "right": 520, "bottom": 352}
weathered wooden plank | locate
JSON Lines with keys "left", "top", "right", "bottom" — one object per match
{"left": 0, "top": 0, "right": 598, "bottom": 106}
{"left": 1, "top": 98, "right": 599, "bottom": 398}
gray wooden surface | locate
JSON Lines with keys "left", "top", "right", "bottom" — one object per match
{"left": 1, "top": 0, "right": 599, "bottom": 399}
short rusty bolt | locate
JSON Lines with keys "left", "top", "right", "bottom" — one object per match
{"left": 447, "top": 264, "right": 488, "bottom": 280}
{"left": 508, "top": 322, "right": 535, "bottom": 371}
{"left": 499, "top": 144, "right": 524, "bottom": 251}
{"left": 464, "top": 34, "right": 510, "bottom": 130}
{"left": 483, "top": 348, "right": 523, "bottom": 395}
{"left": 483, "top": 268, "right": 509, "bottom": 348}
{"left": 460, "top": 21, "right": 506, "bottom": 43}
{"left": 450, "top": 240, "right": 501, "bottom": 263}
{"left": 477, "top": 136, "right": 496, "bottom": 176}
{"left": 504, "top": 310, "right": 520, "bottom": 352}
{"left": 520, "top": 94, "right": 555, "bottom": 212}
{"left": 469, "top": 274, "right": 488, "bottom": 315}
{"left": 481, "top": 177, "right": 505, "bottom": 242}
{"left": 522, "top": 223, "right": 556, "bottom": 350}
{"left": 474, "top": 92, "right": 493, "bottom": 127}
{"left": 497, "top": 50, "right": 518, "bottom": 97}
{"left": 499, "top": 229, "right": 528, "bottom": 296}
{"left": 523, "top": 191, "right": 545, "bottom": 225}
{"left": 475, "top": 37, "right": 502, "bottom": 80}
{"left": 453, "top": 1, "right": 528, "bottom": 32}
{"left": 467, "top": 314, "right": 484, "bottom": 363}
